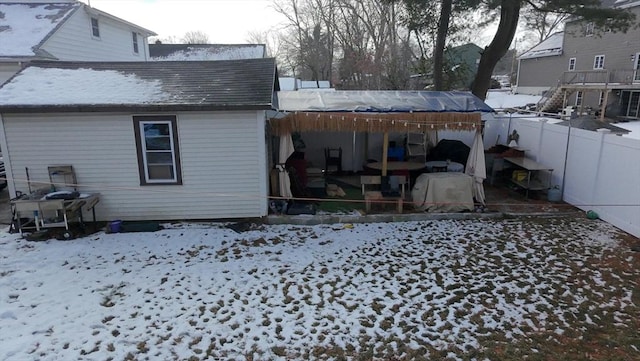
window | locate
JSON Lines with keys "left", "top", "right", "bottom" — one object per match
{"left": 585, "top": 22, "right": 595, "bottom": 36}
{"left": 132, "top": 32, "right": 139, "bottom": 54}
{"left": 133, "top": 116, "right": 182, "bottom": 185}
{"left": 91, "top": 17, "right": 100, "bottom": 38}
{"left": 594, "top": 55, "right": 605, "bottom": 69}
{"left": 568, "top": 57, "right": 576, "bottom": 71}
{"left": 575, "top": 91, "right": 583, "bottom": 106}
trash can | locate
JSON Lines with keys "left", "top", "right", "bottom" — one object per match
{"left": 108, "top": 220, "right": 122, "bottom": 233}
{"left": 547, "top": 187, "right": 562, "bottom": 202}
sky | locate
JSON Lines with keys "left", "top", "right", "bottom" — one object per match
{"left": 83, "top": 0, "right": 287, "bottom": 44}
{"left": 1, "top": 217, "right": 636, "bottom": 360}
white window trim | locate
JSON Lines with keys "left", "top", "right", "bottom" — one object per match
{"left": 594, "top": 55, "right": 605, "bottom": 70}
{"left": 568, "top": 57, "right": 576, "bottom": 71}
{"left": 90, "top": 17, "right": 100, "bottom": 38}
{"left": 134, "top": 116, "right": 182, "bottom": 185}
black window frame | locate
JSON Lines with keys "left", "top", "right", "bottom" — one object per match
{"left": 132, "top": 32, "right": 139, "bottom": 54}
{"left": 91, "top": 17, "right": 100, "bottom": 38}
{"left": 133, "top": 116, "right": 182, "bottom": 186}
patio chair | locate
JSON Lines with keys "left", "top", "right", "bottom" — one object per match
{"left": 360, "top": 175, "right": 405, "bottom": 213}
{"left": 324, "top": 147, "right": 342, "bottom": 174}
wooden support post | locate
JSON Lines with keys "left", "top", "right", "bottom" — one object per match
{"left": 600, "top": 90, "right": 609, "bottom": 121}
{"left": 382, "top": 131, "right": 389, "bottom": 176}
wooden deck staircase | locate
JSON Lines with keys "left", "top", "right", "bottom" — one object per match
{"left": 537, "top": 86, "right": 574, "bottom": 113}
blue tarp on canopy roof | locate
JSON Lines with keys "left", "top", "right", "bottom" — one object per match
{"left": 276, "top": 90, "right": 494, "bottom": 113}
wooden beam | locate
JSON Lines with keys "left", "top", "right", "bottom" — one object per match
{"left": 382, "top": 132, "right": 389, "bottom": 176}
{"left": 600, "top": 90, "right": 609, "bottom": 122}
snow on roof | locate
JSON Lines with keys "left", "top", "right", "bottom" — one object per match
{"left": 0, "top": 67, "right": 170, "bottom": 104}
{"left": 0, "top": 59, "right": 277, "bottom": 111}
{"left": 149, "top": 44, "right": 266, "bottom": 61}
{"left": 518, "top": 32, "right": 564, "bottom": 60}
{"left": 0, "top": 1, "right": 80, "bottom": 58}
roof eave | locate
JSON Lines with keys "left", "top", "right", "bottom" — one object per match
{"left": 84, "top": 5, "right": 157, "bottom": 36}
{"left": 0, "top": 103, "right": 274, "bottom": 114}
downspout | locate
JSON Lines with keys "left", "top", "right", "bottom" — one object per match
{"left": 560, "top": 118, "right": 572, "bottom": 197}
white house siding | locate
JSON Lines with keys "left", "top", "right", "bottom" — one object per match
{"left": 1, "top": 111, "right": 268, "bottom": 221}
{"left": 41, "top": 8, "right": 149, "bottom": 61}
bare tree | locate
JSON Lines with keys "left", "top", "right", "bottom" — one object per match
{"left": 150, "top": 35, "right": 179, "bottom": 44}
{"left": 523, "top": 10, "right": 569, "bottom": 43}
{"left": 273, "top": 0, "right": 336, "bottom": 81}
{"left": 246, "top": 29, "right": 283, "bottom": 58}
{"left": 182, "top": 30, "right": 210, "bottom": 44}
{"left": 273, "top": 0, "right": 415, "bottom": 89}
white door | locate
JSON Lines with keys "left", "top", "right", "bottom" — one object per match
{"left": 634, "top": 52, "right": 640, "bottom": 82}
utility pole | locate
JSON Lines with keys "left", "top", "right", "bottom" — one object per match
{"left": 509, "top": 37, "right": 518, "bottom": 88}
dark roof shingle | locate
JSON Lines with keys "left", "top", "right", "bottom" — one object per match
{"left": 0, "top": 58, "right": 278, "bottom": 112}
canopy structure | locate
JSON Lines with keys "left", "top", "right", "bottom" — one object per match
{"left": 270, "top": 90, "right": 494, "bottom": 135}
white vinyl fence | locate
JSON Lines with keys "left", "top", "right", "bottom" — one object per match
{"left": 485, "top": 113, "right": 640, "bottom": 238}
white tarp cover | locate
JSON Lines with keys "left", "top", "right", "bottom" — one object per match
{"left": 465, "top": 131, "right": 486, "bottom": 205}
{"left": 278, "top": 134, "right": 294, "bottom": 198}
{"left": 277, "top": 90, "right": 494, "bottom": 113}
{"left": 411, "top": 173, "right": 475, "bottom": 212}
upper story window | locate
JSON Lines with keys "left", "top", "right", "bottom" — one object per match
{"left": 568, "top": 57, "right": 576, "bottom": 71}
{"left": 132, "top": 32, "right": 139, "bottom": 54}
{"left": 585, "top": 22, "right": 595, "bottom": 36}
{"left": 91, "top": 17, "right": 100, "bottom": 38}
{"left": 594, "top": 55, "right": 605, "bottom": 69}
{"left": 133, "top": 116, "right": 182, "bottom": 185}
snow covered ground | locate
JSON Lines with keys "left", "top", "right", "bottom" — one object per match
{"left": 484, "top": 91, "right": 542, "bottom": 110}
{"left": 614, "top": 120, "right": 640, "bottom": 140}
{"left": 1, "top": 217, "right": 638, "bottom": 360}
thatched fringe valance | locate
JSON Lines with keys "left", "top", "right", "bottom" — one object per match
{"left": 269, "top": 111, "right": 481, "bottom": 135}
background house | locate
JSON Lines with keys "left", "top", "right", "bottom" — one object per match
{"left": 0, "top": 59, "right": 278, "bottom": 221}
{"left": 515, "top": 32, "right": 565, "bottom": 96}
{"left": 0, "top": 0, "right": 155, "bottom": 84}
{"left": 517, "top": 0, "right": 640, "bottom": 118}
{"left": 445, "top": 43, "right": 482, "bottom": 90}
{"left": 148, "top": 43, "right": 267, "bottom": 61}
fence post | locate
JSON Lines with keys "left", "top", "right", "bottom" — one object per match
{"left": 535, "top": 119, "right": 547, "bottom": 162}
{"left": 590, "top": 129, "right": 611, "bottom": 213}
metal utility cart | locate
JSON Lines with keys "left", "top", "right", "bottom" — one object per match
{"left": 10, "top": 165, "right": 100, "bottom": 239}
{"left": 503, "top": 157, "right": 554, "bottom": 198}
{"left": 12, "top": 193, "right": 100, "bottom": 239}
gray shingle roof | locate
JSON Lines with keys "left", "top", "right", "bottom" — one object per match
{"left": 0, "top": 58, "right": 278, "bottom": 112}
{"left": 0, "top": 1, "right": 80, "bottom": 58}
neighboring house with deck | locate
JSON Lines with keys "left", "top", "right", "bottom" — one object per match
{"left": 0, "top": 59, "right": 279, "bottom": 221}
{"left": 516, "top": 0, "right": 640, "bottom": 119}
{"left": 0, "top": 0, "right": 155, "bottom": 84}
